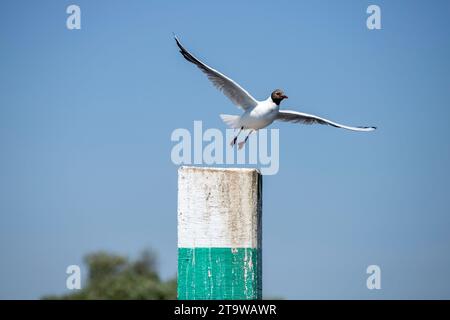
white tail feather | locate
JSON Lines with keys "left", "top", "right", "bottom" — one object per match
{"left": 220, "top": 114, "right": 241, "bottom": 129}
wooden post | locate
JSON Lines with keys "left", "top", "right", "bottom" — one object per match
{"left": 177, "top": 166, "right": 262, "bottom": 300}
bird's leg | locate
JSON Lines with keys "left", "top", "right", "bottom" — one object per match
{"left": 230, "top": 127, "right": 243, "bottom": 147}
{"left": 238, "top": 130, "right": 254, "bottom": 150}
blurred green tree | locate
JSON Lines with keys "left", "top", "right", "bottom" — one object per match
{"left": 43, "top": 249, "right": 176, "bottom": 300}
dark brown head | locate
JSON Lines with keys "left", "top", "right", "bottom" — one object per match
{"left": 271, "top": 89, "right": 288, "bottom": 105}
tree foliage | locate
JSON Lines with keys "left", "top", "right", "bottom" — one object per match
{"left": 43, "top": 249, "right": 176, "bottom": 300}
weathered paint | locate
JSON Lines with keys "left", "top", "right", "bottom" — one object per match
{"left": 177, "top": 166, "right": 262, "bottom": 300}
{"left": 178, "top": 247, "right": 261, "bottom": 300}
{"left": 178, "top": 167, "right": 262, "bottom": 248}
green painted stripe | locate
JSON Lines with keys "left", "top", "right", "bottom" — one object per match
{"left": 178, "top": 247, "right": 262, "bottom": 300}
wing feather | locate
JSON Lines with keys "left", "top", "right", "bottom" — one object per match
{"left": 175, "top": 36, "right": 258, "bottom": 110}
{"left": 277, "top": 110, "right": 376, "bottom": 132}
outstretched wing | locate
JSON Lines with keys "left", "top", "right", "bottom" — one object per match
{"left": 175, "top": 36, "right": 258, "bottom": 110}
{"left": 277, "top": 110, "right": 376, "bottom": 132}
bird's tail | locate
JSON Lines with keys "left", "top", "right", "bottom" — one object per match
{"left": 220, "top": 114, "right": 241, "bottom": 129}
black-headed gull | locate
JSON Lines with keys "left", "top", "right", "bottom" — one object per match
{"left": 175, "top": 36, "right": 376, "bottom": 149}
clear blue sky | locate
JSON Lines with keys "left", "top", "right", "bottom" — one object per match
{"left": 1, "top": 0, "right": 449, "bottom": 299}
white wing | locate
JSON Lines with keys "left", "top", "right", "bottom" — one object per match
{"left": 175, "top": 36, "right": 258, "bottom": 110}
{"left": 276, "top": 110, "right": 376, "bottom": 132}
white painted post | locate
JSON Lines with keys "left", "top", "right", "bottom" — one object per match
{"left": 177, "top": 166, "right": 262, "bottom": 300}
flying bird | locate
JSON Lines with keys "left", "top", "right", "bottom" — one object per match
{"left": 175, "top": 36, "right": 376, "bottom": 149}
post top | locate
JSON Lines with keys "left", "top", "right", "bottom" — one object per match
{"left": 179, "top": 166, "right": 261, "bottom": 175}
{"left": 178, "top": 165, "right": 262, "bottom": 248}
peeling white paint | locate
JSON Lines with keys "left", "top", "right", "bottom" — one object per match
{"left": 178, "top": 166, "right": 262, "bottom": 248}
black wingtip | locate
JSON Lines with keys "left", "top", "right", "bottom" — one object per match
{"left": 173, "top": 36, "right": 199, "bottom": 65}
{"left": 357, "top": 126, "right": 377, "bottom": 130}
{"left": 173, "top": 34, "right": 184, "bottom": 51}
{"left": 173, "top": 34, "right": 181, "bottom": 46}
{"left": 173, "top": 35, "right": 185, "bottom": 55}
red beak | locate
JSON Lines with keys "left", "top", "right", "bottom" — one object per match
{"left": 282, "top": 95, "right": 288, "bottom": 99}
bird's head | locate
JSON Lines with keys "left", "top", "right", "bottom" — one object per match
{"left": 271, "top": 89, "right": 288, "bottom": 105}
